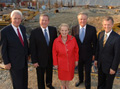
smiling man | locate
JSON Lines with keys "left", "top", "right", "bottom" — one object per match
{"left": 94, "top": 16, "right": 120, "bottom": 89}
{"left": 29, "top": 14, "right": 57, "bottom": 89}
{"left": 72, "top": 12, "right": 97, "bottom": 89}
{"left": 1, "top": 10, "right": 29, "bottom": 89}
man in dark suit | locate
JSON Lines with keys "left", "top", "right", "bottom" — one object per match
{"left": 1, "top": 10, "right": 28, "bottom": 89}
{"left": 94, "top": 16, "right": 120, "bottom": 89}
{"left": 72, "top": 12, "right": 97, "bottom": 89}
{"left": 29, "top": 14, "right": 57, "bottom": 89}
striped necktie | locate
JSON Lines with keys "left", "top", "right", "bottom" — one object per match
{"left": 103, "top": 34, "right": 107, "bottom": 47}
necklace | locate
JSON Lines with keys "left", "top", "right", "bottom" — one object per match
{"left": 62, "top": 37, "right": 67, "bottom": 44}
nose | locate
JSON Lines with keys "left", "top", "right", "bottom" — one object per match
{"left": 105, "top": 25, "right": 109, "bottom": 28}
{"left": 16, "top": 19, "right": 19, "bottom": 22}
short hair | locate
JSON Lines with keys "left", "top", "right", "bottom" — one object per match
{"left": 103, "top": 16, "right": 114, "bottom": 24}
{"left": 39, "top": 14, "right": 49, "bottom": 20}
{"left": 10, "top": 10, "right": 23, "bottom": 18}
{"left": 77, "top": 12, "right": 88, "bottom": 18}
{"left": 58, "top": 23, "right": 69, "bottom": 34}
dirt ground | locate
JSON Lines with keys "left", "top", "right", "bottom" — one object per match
{"left": 0, "top": 67, "right": 120, "bottom": 89}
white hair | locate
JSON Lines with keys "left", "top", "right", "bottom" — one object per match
{"left": 10, "top": 10, "right": 23, "bottom": 19}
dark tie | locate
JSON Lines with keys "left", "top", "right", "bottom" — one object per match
{"left": 79, "top": 27, "right": 85, "bottom": 43}
{"left": 44, "top": 29, "right": 49, "bottom": 45}
{"left": 17, "top": 28, "right": 24, "bottom": 46}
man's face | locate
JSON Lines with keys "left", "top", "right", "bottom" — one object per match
{"left": 39, "top": 16, "right": 49, "bottom": 28}
{"left": 78, "top": 14, "right": 87, "bottom": 27}
{"left": 11, "top": 14, "right": 22, "bottom": 27}
{"left": 102, "top": 20, "right": 113, "bottom": 33}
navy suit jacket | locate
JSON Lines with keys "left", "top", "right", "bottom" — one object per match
{"left": 1, "top": 24, "right": 28, "bottom": 69}
{"left": 96, "top": 31, "right": 120, "bottom": 74}
{"left": 72, "top": 24, "right": 97, "bottom": 61}
{"left": 29, "top": 26, "right": 57, "bottom": 67}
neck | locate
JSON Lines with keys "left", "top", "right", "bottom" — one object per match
{"left": 61, "top": 36, "right": 67, "bottom": 44}
{"left": 80, "top": 25, "right": 85, "bottom": 28}
{"left": 12, "top": 24, "right": 19, "bottom": 28}
{"left": 62, "top": 36, "right": 67, "bottom": 39}
{"left": 41, "top": 26, "right": 47, "bottom": 29}
{"left": 105, "top": 30, "right": 112, "bottom": 33}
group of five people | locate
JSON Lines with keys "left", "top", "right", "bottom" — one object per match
{"left": 1, "top": 10, "right": 120, "bottom": 89}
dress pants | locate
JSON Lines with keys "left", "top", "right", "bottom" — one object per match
{"left": 78, "top": 58, "right": 92, "bottom": 89}
{"left": 10, "top": 66, "right": 28, "bottom": 89}
{"left": 98, "top": 65, "right": 116, "bottom": 89}
{"left": 36, "top": 62, "right": 53, "bottom": 89}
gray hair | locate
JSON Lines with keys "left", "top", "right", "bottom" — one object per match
{"left": 58, "top": 23, "right": 69, "bottom": 34}
{"left": 77, "top": 12, "right": 88, "bottom": 18}
{"left": 103, "top": 16, "right": 114, "bottom": 24}
{"left": 10, "top": 10, "right": 23, "bottom": 19}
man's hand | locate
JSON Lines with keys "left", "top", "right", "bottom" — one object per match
{"left": 110, "top": 69, "right": 115, "bottom": 75}
{"left": 5, "top": 63, "right": 11, "bottom": 70}
{"left": 92, "top": 55, "right": 95, "bottom": 61}
{"left": 33, "top": 63, "right": 39, "bottom": 68}
{"left": 54, "top": 65, "right": 58, "bottom": 69}
{"left": 94, "top": 60, "right": 97, "bottom": 67}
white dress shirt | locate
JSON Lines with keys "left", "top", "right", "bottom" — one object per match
{"left": 41, "top": 26, "right": 50, "bottom": 41}
{"left": 104, "top": 30, "right": 112, "bottom": 41}
{"left": 79, "top": 25, "right": 87, "bottom": 35}
{"left": 11, "top": 24, "right": 24, "bottom": 40}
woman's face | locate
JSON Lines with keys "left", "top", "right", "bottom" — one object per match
{"left": 60, "top": 26, "right": 69, "bottom": 38}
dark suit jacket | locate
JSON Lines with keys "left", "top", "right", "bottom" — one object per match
{"left": 72, "top": 24, "right": 97, "bottom": 60}
{"left": 95, "top": 31, "right": 120, "bottom": 74}
{"left": 1, "top": 24, "right": 28, "bottom": 69}
{"left": 29, "top": 26, "right": 57, "bottom": 67}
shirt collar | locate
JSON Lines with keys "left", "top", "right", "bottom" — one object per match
{"left": 11, "top": 24, "right": 20, "bottom": 30}
{"left": 105, "top": 29, "right": 112, "bottom": 37}
{"left": 79, "top": 25, "right": 86, "bottom": 30}
{"left": 41, "top": 26, "right": 48, "bottom": 32}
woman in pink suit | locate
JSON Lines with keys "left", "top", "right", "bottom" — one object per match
{"left": 52, "top": 23, "right": 79, "bottom": 89}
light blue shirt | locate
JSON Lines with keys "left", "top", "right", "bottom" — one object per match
{"left": 79, "top": 25, "right": 86, "bottom": 36}
{"left": 79, "top": 25, "right": 86, "bottom": 42}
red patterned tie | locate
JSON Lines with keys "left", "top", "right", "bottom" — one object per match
{"left": 17, "top": 28, "right": 24, "bottom": 46}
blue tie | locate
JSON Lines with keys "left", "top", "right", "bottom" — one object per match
{"left": 44, "top": 29, "right": 49, "bottom": 45}
{"left": 79, "top": 27, "right": 85, "bottom": 43}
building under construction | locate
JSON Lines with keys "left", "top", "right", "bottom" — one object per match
{"left": 0, "top": 0, "right": 29, "bottom": 3}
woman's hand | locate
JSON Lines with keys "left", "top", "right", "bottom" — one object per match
{"left": 75, "top": 61, "right": 78, "bottom": 66}
{"left": 54, "top": 65, "right": 58, "bottom": 69}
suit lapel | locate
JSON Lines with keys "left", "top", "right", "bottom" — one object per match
{"left": 76, "top": 25, "right": 79, "bottom": 35}
{"left": 76, "top": 25, "right": 82, "bottom": 43}
{"left": 100, "top": 32, "right": 104, "bottom": 48}
{"left": 83, "top": 25, "right": 88, "bottom": 43}
{"left": 38, "top": 27, "right": 48, "bottom": 46}
{"left": 10, "top": 25, "right": 23, "bottom": 46}
{"left": 48, "top": 26, "right": 52, "bottom": 45}
{"left": 10, "top": 25, "right": 19, "bottom": 39}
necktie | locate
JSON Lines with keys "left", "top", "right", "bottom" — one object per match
{"left": 17, "top": 28, "right": 24, "bottom": 46}
{"left": 80, "top": 27, "right": 85, "bottom": 43}
{"left": 103, "top": 34, "right": 107, "bottom": 47}
{"left": 44, "top": 29, "right": 49, "bottom": 45}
